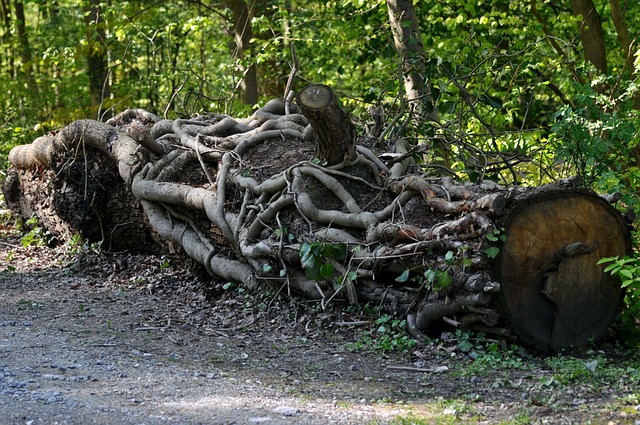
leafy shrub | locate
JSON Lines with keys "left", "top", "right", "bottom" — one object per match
{"left": 598, "top": 254, "right": 640, "bottom": 346}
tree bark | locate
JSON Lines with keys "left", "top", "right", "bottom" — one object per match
{"left": 609, "top": 0, "right": 632, "bottom": 75}
{"left": 296, "top": 84, "right": 356, "bottom": 165}
{"left": 0, "top": 0, "right": 13, "bottom": 79}
{"left": 14, "top": 0, "right": 37, "bottom": 95}
{"left": 84, "top": 0, "right": 110, "bottom": 116}
{"left": 569, "top": 0, "right": 607, "bottom": 74}
{"left": 385, "top": 0, "right": 439, "bottom": 123}
{"left": 224, "top": 0, "right": 258, "bottom": 105}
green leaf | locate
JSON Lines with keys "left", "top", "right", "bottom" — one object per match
{"left": 597, "top": 257, "right": 616, "bottom": 265}
{"left": 436, "top": 270, "right": 452, "bottom": 288}
{"left": 300, "top": 243, "right": 315, "bottom": 268}
{"left": 622, "top": 279, "right": 634, "bottom": 288}
{"left": 620, "top": 269, "right": 634, "bottom": 279}
{"left": 604, "top": 264, "right": 621, "bottom": 274}
{"left": 424, "top": 269, "right": 436, "bottom": 284}
{"left": 458, "top": 340, "right": 474, "bottom": 352}
{"left": 345, "top": 270, "right": 358, "bottom": 282}
{"left": 485, "top": 246, "right": 500, "bottom": 259}
{"left": 395, "top": 269, "right": 410, "bottom": 283}
{"left": 445, "top": 250, "right": 455, "bottom": 264}
{"left": 332, "top": 244, "right": 347, "bottom": 261}
{"left": 320, "top": 262, "right": 335, "bottom": 279}
{"left": 305, "top": 266, "right": 322, "bottom": 282}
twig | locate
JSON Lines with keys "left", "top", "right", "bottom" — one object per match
{"left": 442, "top": 316, "right": 460, "bottom": 327}
{"left": 0, "top": 240, "right": 21, "bottom": 249}
{"left": 194, "top": 134, "right": 215, "bottom": 186}
{"left": 333, "top": 320, "right": 373, "bottom": 327}
{"left": 386, "top": 365, "right": 449, "bottom": 373}
{"left": 284, "top": 43, "right": 299, "bottom": 115}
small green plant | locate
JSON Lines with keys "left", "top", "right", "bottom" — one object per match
{"left": 17, "top": 299, "right": 43, "bottom": 310}
{"left": 450, "top": 330, "right": 533, "bottom": 377}
{"left": 350, "top": 313, "right": 417, "bottom": 354}
{"left": 300, "top": 241, "right": 347, "bottom": 281}
{"left": 159, "top": 255, "right": 171, "bottom": 271}
{"left": 19, "top": 216, "right": 50, "bottom": 247}
{"left": 484, "top": 227, "right": 506, "bottom": 259}
{"left": 544, "top": 356, "right": 596, "bottom": 385}
{"left": 3, "top": 251, "right": 16, "bottom": 272}
{"left": 597, "top": 255, "right": 640, "bottom": 346}
{"left": 274, "top": 225, "right": 295, "bottom": 243}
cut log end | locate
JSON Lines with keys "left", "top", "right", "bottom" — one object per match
{"left": 298, "top": 84, "right": 333, "bottom": 110}
{"left": 296, "top": 84, "right": 356, "bottom": 166}
{"left": 497, "top": 191, "right": 631, "bottom": 352}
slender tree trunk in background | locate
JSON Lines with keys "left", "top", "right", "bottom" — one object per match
{"left": 609, "top": 0, "right": 632, "bottom": 74}
{"left": 0, "top": 0, "right": 13, "bottom": 78}
{"left": 14, "top": 0, "right": 37, "bottom": 95}
{"left": 84, "top": 0, "right": 110, "bottom": 117}
{"left": 530, "top": 1, "right": 587, "bottom": 86}
{"left": 253, "top": 0, "right": 286, "bottom": 98}
{"left": 224, "top": 0, "right": 258, "bottom": 105}
{"left": 385, "top": 0, "right": 439, "bottom": 123}
{"left": 569, "top": 0, "right": 607, "bottom": 74}
{"left": 608, "top": 0, "right": 640, "bottom": 109}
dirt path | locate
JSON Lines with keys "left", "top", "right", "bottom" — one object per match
{"left": 0, "top": 235, "right": 637, "bottom": 424}
{"left": 0, "top": 241, "right": 446, "bottom": 424}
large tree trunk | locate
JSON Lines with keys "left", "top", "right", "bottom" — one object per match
{"left": 3, "top": 90, "right": 631, "bottom": 352}
{"left": 569, "top": 0, "right": 607, "bottom": 74}
{"left": 497, "top": 190, "right": 630, "bottom": 351}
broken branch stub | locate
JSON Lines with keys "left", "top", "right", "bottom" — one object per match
{"left": 296, "top": 84, "right": 356, "bottom": 165}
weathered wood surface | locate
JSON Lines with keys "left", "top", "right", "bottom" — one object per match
{"left": 296, "top": 84, "right": 356, "bottom": 165}
{"left": 497, "top": 191, "right": 630, "bottom": 351}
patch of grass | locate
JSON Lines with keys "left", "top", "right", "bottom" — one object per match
{"left": 442, "top": 330, "right": 535, "bottom": 377}
{"left": 379, "top": 398, "right": 485, "bottom": 425}
{"left": 541, "top": 350, "right": 640, "bottom": 397}
{"left": 384, "top": 402, "right": 532, "bottom": 425}
{"left": 347, "top": 313, "right": 417, "bottom": 354}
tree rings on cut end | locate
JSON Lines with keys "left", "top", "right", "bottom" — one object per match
{"left": 297, "top": 84, "right": 333, "bottom": 110}
{"left": 496, "top": 190, "right": 630, "bottom": 352}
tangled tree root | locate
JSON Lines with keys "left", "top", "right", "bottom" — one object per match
{"left": 4, "top": 89, "right": 631, "bottom": 352}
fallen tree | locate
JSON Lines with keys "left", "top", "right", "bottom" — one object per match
{"left": 3, "top": 84, "right": 632, "bottom": 352}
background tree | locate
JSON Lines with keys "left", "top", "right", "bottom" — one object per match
{"left": 84, "top": 0, "right": 110, "bottom": 116}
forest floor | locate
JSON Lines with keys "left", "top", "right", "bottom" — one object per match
{"left": 1, "top": 220, "right": 640, "bottom": 424}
